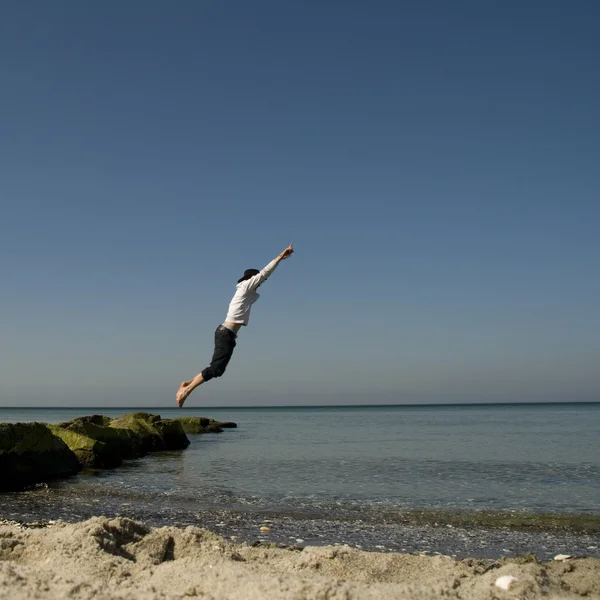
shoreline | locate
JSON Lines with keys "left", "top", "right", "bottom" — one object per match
{"left": 1, "top": 515, "right": 599, "bottom": 599}
{"left": 2, "top": 501, "right": 599, "bottom": 561}
{"left": 215, "top": 507, "right": 600, "bottom": 534}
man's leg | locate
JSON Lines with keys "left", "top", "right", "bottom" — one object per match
{"left": 177, "top": 326, "right": 237, "bottom": 407}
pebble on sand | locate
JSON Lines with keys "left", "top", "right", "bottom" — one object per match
{"left": 554, "top": 554, "right": 572, "bottom": 561}
{"left": 495, "top": 575, "right": 519, "bottom": 590}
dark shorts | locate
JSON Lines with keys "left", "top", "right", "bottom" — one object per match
{"left": 201, "top": 325, "right": 237, "bottom": 382}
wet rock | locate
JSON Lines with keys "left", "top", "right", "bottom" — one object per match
{"left": 152, "top": 419, "right": 190, "bottom": 450}
{"left": 0, "top": 422, "right": 81, "bottom": 492}
{"left": 128, "top": 412, "right": 162, "bottom": 424}
{"left": 206, "top": 421, "right": 224, "bottom": 433}
{"left": 0, "top": 413, "right": 251, "bottom": 493}
{"left": 57, "top": 416, "right": 146, "bottom": 459}
{"left": 49, "top": 425, "right": 123, "bottom": 469}
{"left": 172, "top": 417, "right": 237, "bottom": 434}
{"left": 109, "top": 413, "right": 188, "bottom": 453}
{"left": 172, "top": 417, "right": 211, "bottom": 434}
{"left": 57, "top": 414, "right": 113, "bottom": 428}
{"left": 0, "top": 414, "right": 191, "bottom": 493}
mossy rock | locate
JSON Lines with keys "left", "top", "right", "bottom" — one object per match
{"left": 128, "top": 412, "right": 162, "bottom": 424}
{"left": 172, "top": 417, "right": 236, "bottom": 434}
{"left": 109, "top": 413, "right": 164, "bottom": 452}
{"left": 110, "top": 413, "right": 189, "bottom": 452}
{"left": 57, "top": 414, "right": 113, "bottom": 428}
{"left": 206, "top": 420, "right": 224, "bottom": 433}
{"left": 0, "top": 414, "right": 190, "bottom": 493}
{"left": 153, "top": 419, "right": 190, "bottom": 450}
{"left": 172, "top": 417, "right": 223, "bottom": 433}
{"left": 0, "top": 422, "right": 81, "bottom": 492}
{"left": 49, "top": 425, "right": 123, "bottom": 469}
{"left": 172, "top": 417, "right": 211, "bottom": 434}
{"left": 58, "top": 416, "right": 145, "bottom": 459}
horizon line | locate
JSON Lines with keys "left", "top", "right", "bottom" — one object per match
{"left": 2, "top": 400, "right": 599, "bottom": 410}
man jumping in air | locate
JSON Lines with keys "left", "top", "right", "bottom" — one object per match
{"left": 176, "top": 243, "right": 294, "bottom": 407}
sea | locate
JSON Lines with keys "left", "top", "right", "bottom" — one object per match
{"left": 1, "top": 403, "right": 599, "bottom": 559}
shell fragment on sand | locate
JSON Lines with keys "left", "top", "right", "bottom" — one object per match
{"left": 495, "top": 575, "right": 519, "bottom": 590}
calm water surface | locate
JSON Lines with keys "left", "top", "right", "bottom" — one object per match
{"left": 1, "top": 403, "right": 599, "bottom": 558}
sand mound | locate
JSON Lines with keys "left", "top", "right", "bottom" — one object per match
{"left": 1, "top": 517, "right": 598, "bottom": 599}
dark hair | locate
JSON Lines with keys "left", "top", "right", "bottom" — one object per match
{"left": 237, "top": 269, "right": 260, "bottom": 284}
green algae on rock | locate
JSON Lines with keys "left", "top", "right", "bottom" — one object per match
{"left": 172, "top": 417, "right": 237, "bottom": 434}
{"left": 49, "top": 425, "right": 123, "bottom": 469}
{"left": 57, "top": 415, "right": 146, "bottom": 459}
{"left": 0, "top": 412, "right": 236, "bottom": 493}
{"left": 0, "top": 422, "right": 81, "bottom": 492}
{"left": 109, "top": 413, "right": 189, "bottom": 452}
{"left": 152, "top": 418, "right": 190, "bottom": 449}
{"left": 173, "top": 417, "right": 211, "bottom": 433}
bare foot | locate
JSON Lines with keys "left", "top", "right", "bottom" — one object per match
{"left": 176, "top": 381, "right": 192, "bottom": 408}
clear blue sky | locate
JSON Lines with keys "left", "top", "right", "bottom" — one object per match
{"left": 1, "top": 1, "right": 598, "bottom": 407}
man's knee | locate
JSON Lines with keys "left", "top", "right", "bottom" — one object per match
{"left": 213, "top": 365, "right": 227, "bottom": 378}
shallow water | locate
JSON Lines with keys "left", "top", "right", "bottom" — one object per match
{"left": 1, "top": 403, "right": 599, "bottom": 558}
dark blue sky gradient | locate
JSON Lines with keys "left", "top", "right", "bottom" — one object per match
{"left": 1, "top": 1, "right": 598, "bottom": 406}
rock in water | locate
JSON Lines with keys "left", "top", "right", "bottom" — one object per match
{"left": 173, "top": 417, "right": 217, "bottom": 434}
{"left": 172, "top": 417, "right": 237, "bottom": 434}
{"left": 0, "top": 422, "right": 81, "bottom": 492}
{"left": 49, "top": 425, "right": 123, "bottom": 469}
{"left": 56, "top": 416, "right": 146, "bottom": 460}
{"left": 1, "top": 414, "right": 190, "bottom": 492}
{"left": 152, "top": 419, "right": 190, "bottom": 450}
{"left": 109, "top": 413, "right": 189, "bottom": 452}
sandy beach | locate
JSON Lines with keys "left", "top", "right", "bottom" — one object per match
{"left": 1, "top": 517, "right": 599, "bottom": 599}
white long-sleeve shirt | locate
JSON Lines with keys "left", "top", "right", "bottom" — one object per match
{"left": 224, "top": 259, "right": 279, "bottom": 326}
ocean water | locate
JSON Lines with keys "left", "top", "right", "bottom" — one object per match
{"left": 1, "top": 403, "right": 599, "bottom": 558}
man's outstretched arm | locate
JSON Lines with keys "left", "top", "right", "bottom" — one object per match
{"left": 244, "top": 243, "right": 294, "bottom": 290}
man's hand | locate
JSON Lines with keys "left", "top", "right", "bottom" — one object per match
{"left": 280, "top": 243, "right": 294, "bottom": 260}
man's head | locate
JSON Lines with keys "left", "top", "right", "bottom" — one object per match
{"left": 237, "top": 269, "right": 259, "bottom": 284}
